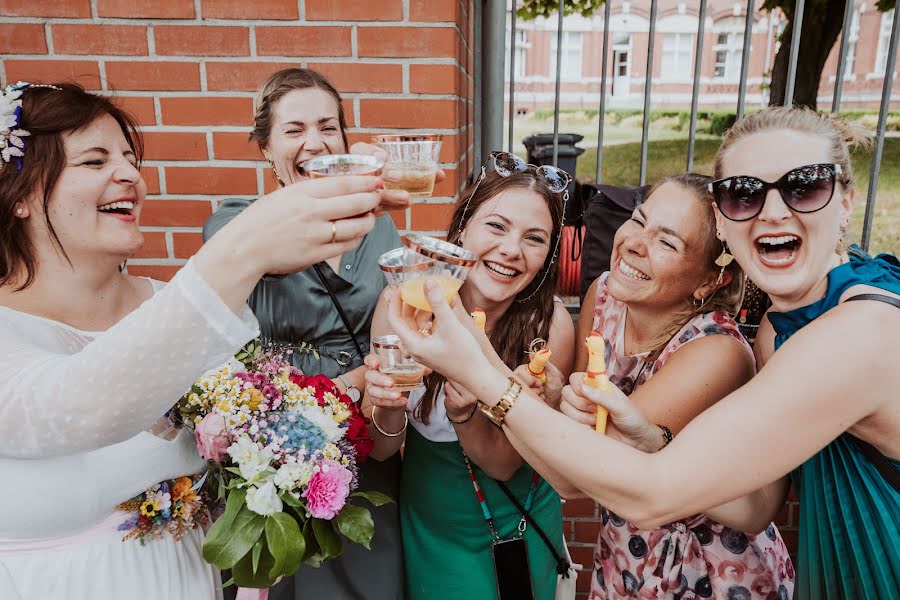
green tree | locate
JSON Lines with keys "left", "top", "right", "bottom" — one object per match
{"left": 516, "top": 0, "right": 896, "bottom": 110}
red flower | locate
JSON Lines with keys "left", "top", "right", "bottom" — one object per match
{"left": 345, "top": 413, "right": 374, "bottom": 462}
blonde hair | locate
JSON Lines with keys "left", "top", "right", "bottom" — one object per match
{"left": 642, "top": 173, "right": 745, "bottom": 357}
{"left": 714, "top": 106, "right": 871, "bottom": 192}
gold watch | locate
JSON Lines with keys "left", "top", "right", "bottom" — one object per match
{"left": 480, "top": 378, "right": 523, "bottom": 427}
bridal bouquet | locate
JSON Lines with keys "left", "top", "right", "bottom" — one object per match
{"left": 175, "top": 342, "right": 388, "bottom": 588}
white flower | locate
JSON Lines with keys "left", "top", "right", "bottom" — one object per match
{"left": 273, "top": 462, "right": 313, "bottom": 491}
{"left": 287, "top": 403, "right": 344, "bottom": 443}
{"left": 227, "top": 435, "right": 273, "bottom": 484}
{"left": 245, "top": 481, "right": 283, "bottom": 516}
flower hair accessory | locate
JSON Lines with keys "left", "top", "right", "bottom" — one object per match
{"left": 1, "top": 81, "right": 61, "bottom": 169}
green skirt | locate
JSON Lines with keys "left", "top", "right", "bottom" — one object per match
{"left": 401, "top": 426, "right": 563, "bottom": 600}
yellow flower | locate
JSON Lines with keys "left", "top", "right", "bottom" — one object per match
{"left": 140, "top": 499, "right": 160, "bottom": 517}
{"left": 171, "top": 477, "right": 192, "bottom": 501}
{"left": 238, "top": 388, "right": 264, "bottom": 412}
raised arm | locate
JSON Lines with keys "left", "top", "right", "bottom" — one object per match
{"left": 387, "top": 281, "right": 899, "bottom": 528}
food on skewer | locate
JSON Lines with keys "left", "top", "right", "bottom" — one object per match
{"left": 470, "top": 307, "right": 486, "bottom": 332}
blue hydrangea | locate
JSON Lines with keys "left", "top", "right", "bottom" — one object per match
{"left": 262, "top": 412, "right": 328, "bottom": 454}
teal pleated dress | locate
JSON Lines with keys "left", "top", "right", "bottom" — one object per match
{"left": 766, "top": 248, "right": 900, "bottom": 600}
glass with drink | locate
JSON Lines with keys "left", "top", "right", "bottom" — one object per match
{"left": 398, "top": 234, "right": 477, "bottom": 312}
{"left": 371, "top": 335, "right": 425, "bottom": 391}
{"left": 373, "top": 135, "right": 443, "bottom": 198}
{"left": 301, "top": 154, "right": 383, "bottom": 178}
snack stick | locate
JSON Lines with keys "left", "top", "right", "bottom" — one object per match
{"left": 584, "top": 331, "right": 612, "bottom": 433}
{"left": 527, "top": 347, "right": 552, "bottom": 384}
{"left": 471, "top": 307, "right": 486, "bottom": 332}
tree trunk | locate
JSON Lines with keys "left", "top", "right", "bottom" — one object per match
{"left": 768, "top": 0, "right": 847, "bottom": 109}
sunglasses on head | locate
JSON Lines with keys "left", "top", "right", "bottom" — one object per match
{"left": 709, "top": 163, "right": 842, "bottom": 222}
{"left": 490, "top": 151, "right": 572, "bottom": 192}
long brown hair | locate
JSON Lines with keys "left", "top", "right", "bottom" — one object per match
{"left": 0, "top": 83, "right": 143, "bottom": 290}
{"left": 250, "top": 68, "right": 349, "bottom": 151}
{"left": 641, "top": 172, "right": 745, "bottom": 357}
{"left": 415, "top": 171, "right": 565, "bottom": 424}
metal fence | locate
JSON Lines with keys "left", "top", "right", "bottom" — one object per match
{"left": 481, "top": 0, "right": 900, "bottom": 252}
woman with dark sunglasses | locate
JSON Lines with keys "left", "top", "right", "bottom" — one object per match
{"left": 363, "top": 158, "right": 575, "bottom": 599}
{"left": 378, "top": 107, "right": 899, "bottom": 600}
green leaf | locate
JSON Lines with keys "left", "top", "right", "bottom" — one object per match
{"left": 300, "top": 520, "right": 320, "bottom": 563}
{"left": 335, "top": 504, "right": 375, "bottom": 550}
{"left": 311, "top": 518, "right": 342, "bottom": 560}
{"left": 265, "top": 512, "right": 306, "bottom": 579}
{"left": 280, "top": 492, "right": 305, "bottom": 509}
{"left": 350, "top": 490, "right": 395, "bottom": 507}
{"left": 203, "top": 499, "right": 266, "bottom": 569}
{"left": 251, "top": 539, "right": 262, "bottom": 574}
{"left": 232, "top": 539, "right": 277, "bottom": 588}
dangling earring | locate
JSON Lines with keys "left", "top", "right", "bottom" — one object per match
{"left": 269, "top": 161, "right": 284, "bottom": 187}
{"left": 836, "top": 221, "right": 849, "bottom": 263}
{"left": 692, "top": 296, "right": 705, "bottom": 307}
{"left": 715, "top": 242, "right": 734, "bottom": 286}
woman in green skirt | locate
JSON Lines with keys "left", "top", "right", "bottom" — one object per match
{"left": 364, "top": 158, "right": 575, "bottom": 599}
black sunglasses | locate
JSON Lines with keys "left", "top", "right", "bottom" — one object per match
{"left": 709, "top": 163, "right": 843, "bottom": 222}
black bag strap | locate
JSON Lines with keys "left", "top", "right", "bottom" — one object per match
{"left": 843, "top": 292, "right": 900, "bottom": 492}
{"left": 496, "top": 479, "right": 572, "bottom": 577}
{"left": 311, "top": 263, "right": 365, "bottom": 360}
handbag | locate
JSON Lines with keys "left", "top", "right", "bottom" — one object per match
{"left": 496, "top": 480, "right": 579, "bottom": 600}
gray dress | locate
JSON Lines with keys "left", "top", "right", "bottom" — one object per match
{"left": 205, "top": 199, "right": 404, "bottom": 600}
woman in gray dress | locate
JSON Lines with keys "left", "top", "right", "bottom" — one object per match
{"left": 204, "top": 68, "right": 413, "bottom": 600}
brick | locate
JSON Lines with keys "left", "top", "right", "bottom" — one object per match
{"left": 574, "top": 520, "right": 601, "bottom": 543}
{"left": 410, "top": 202, "right": 453, "bottom": 230}
{"left": 205, "top": 61, "right": 290, "bottom": 92}
{"left": 165, "top": 167, "right": 257, "bottom": 195}
{"left": 568, "top": 545, "right": 595, "bottom": 570}
{"left": 305, "top": 0, "right": 402, "bottom": 21}
{"left": 256, "top": 27, "right": 351, "bottom": 57}
{"left": 126, "top": 264, "right": 183, "bottom": 281}
{"left": 52, "top": 25, "right": 148, "bottom": 56}
{"left": 105, "top": 62, "right": 201, "bottom": 92}
{"left": 172, "top": 232, "right": 204, "bottom": 258}
{"left": 160, "top": 97, "right": 253, "bottom": 126}
{"left": 562, "top": 498, "right": 596, "bottom": 517}
{"left": 307, "top": 63, "right": 402, "bottom": 93}
{"left": 410, "top": 0, "right": 458, "bottom": 22}
{"left": 140, "top": 200, "right": 212, "bottom": 227}
{"left": 4, "top": 60, "right": 101, "bottom": 89}
{"left": 576, "top": 569, "right": 592, "bottom": 593}
{"left": 359, "top": 99, "right": 457, "bottom": 129}
{"left": 212, "top": 132, "right": 262, "bottom": 160}
{"left": 98, "top": 0, "right": 194, "bottom": 18}
{"left": 410, "top": 64, "right": 460, "bottom": 94}
{"left": 262, "top": 168, "right": 279, "bottom": 194}
{"left": 201, "top": 0, "right": 297, "bottom": 20}
{"left": 388, "top": 209, "right": 406, "bottom": 231}
{"left": 2, "top": 0, "right": 90, "bottom": 17}
{"left": 154, "top": 26, "right": 249, "bottom": 57}
{"left": 358, "top": 27, "right": 456, "bottom": 58}
{"left": 341, "top": 99, "right": 355, "bottom": 128}
{"left": 0, "top": 24, "right": 48, "bottom": 55}
{"left": 140, "top": 167, "right": 160, "bottom": 194}
{"left": 132, "top": 231, "right": 168, "bottom": 259}
{"left": 113, "top": 96, "right": 157, "bottom": 126}
{"left": 142, "top": 132, "right": 209, "bottom": 161}
{"left": 431, "top": 167, "right": 457, "bottom": 197}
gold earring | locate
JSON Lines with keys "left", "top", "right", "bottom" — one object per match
{"left": 715, "top": 243, "right": 734, "bottom": 286}
{"left": 269, "top": 162, "right": 284, "bottom": 187}
{"left": 836, "top": 222, "right": 848, "bottom": 263}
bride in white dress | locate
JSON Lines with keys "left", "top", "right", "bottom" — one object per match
{"left": 0, "top": 82, "right": 399, "bottom": 600}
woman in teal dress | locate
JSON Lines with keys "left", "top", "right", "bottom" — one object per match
{"left": 380, "top": 107, "right": 899, "bottom": 600}
{"left": 364, "top": 165, "right": 576, "bottom": 599}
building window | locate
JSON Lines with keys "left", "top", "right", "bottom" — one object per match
{"left": 661, "top": 33, "right": 693, "bottom": 79}
{"left": 875, "top": 9, "right": 895, "bottom": 75}
{"left": 549, "top": 31, "right": 583, "bottom": 80}
{"left": 505, "top": 29, "right": 528, "bottom": 78}
{"left": 713, "top": 31, "right": 743, "bottom": 79}
{"left": 842, "top": 8, "right": 860, "bottom": 78}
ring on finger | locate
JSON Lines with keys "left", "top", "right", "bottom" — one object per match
{"left": 330, "top": 221, "right": 337, "bottom": 244}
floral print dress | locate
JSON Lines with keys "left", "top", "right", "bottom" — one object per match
{"left": 588, "top": 273, "right": 795, "bottom": 600}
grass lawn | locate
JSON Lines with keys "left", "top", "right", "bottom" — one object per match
{"left": 575, "top": 138, "right": 899, "bottom": 256}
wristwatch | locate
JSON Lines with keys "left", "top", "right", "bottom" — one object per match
{"left": 337, "top": 374, "right": 361, "bottom": 403}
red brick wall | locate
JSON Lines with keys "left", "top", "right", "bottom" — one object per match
{"left": 1, "top": 0, "right": 476, "bottom": 280}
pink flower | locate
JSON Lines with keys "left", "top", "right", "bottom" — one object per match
{"left": 301, "top": 460, "right": 352, "bottom": 520}
{"left": 195, "top": 413, "right": 230, "bottom": 463}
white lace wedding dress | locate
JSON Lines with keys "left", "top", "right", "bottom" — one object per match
{"left": 0, "top": 260, "right": 259, "bottom": 600}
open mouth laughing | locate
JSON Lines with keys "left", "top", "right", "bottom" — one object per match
{"left": 755, "top": 234, "right": 802, "bottom": 267}
{"left": 617, "top": 258, "right": 650, "bottom": 281}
